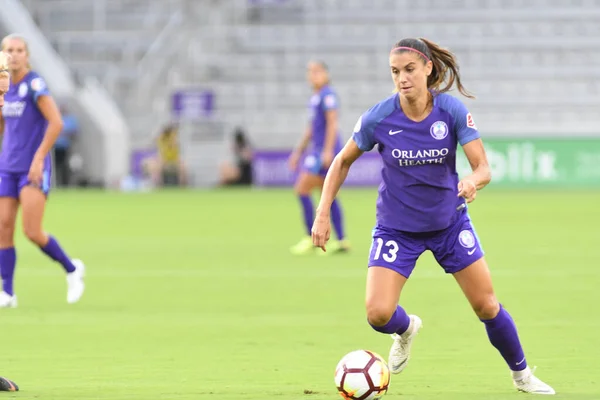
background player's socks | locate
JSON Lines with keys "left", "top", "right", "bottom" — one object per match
{"left": 481, "top": 304, "right": 527, "bottom": 371}
{"left": 290, "top": 195, "right": 316, "bottom": 254}
{"left": 40, "top": 235, "right": 76, "bottom": 273}
{"left": 330, "top": 198, "right": 346, "bottom": 241}
{"left": 0, "top": 247, "right": 16, "bottom": 296}
{"left": 369, "top": 305, "right": 411, "bottom": 334}
{"left": 299, "top": 195, "right": 314, "bottom": 236}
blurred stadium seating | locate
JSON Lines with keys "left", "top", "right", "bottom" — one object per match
{"left": 6, "top": 0, "right": 600, "bottom": 185}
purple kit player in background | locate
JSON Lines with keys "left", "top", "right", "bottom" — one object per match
{"left": 0, "top": 34, "right": 85, "bottom": 308}
{"left": 288, "top": 61, "right": 348, "bottom": 255}
{"left": 312, "top": 38, "right": 555, "bottom": 395}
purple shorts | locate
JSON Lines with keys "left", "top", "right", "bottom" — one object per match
{"left": 368, "top": 210, "right": 485, "bottom": 277}
{"left": 302, "top": 152, "right": 329, "bottom": 177}
{"left": 0, "top": 169, "right": 51, "bottom": 198}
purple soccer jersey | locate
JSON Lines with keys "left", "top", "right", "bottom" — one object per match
{"left": 302, "top": 85, "right": 343, "bottom": 176}
{"left": 0, "top": 71, "right": 52, "bottom": 197}
{"left": 353, "top": 92, "right": 484, "bottom": 275}
{"left": 352, "top": 92, "right": 480, "bottom": 233}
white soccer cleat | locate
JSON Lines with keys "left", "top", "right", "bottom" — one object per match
{"left": 513, "top": 367, "right": 556, "bottom": 395}
{"left": 388, "top": 314, "right": 422, "bottom": 374}
{"left": 66, "top": 259, "right": 85, "bottom": 304}
{"left": 0, "top": 291, "right": 17, "bottom": 308}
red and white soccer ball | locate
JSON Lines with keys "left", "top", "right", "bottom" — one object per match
{"left": 334, "top": 350, "right": 391, "bottom": 400}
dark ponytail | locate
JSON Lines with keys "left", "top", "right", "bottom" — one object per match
{"left": 391, "top": 38, "right": 474, "bottom": 99}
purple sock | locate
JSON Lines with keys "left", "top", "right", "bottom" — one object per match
{"left": 40, "top": 236, "right": 76, "bottom": 273}
{"left": 369, "top": 305, "right": 411, "bottom": 335}
{"left": 298, "top": 195, "right": 314, "bottom": 236}
{"left": 481, "top": 305, "right": 527, "bottom": 371}
{"left": 0, "top": 248, "right": 16, "bottom": 295}
{"left": 330, "top": 198, "right": 345, "bottom": 240}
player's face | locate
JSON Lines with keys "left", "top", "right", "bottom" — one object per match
{"left": 389, "top": 52, "right": 432, "bottom": 100}
{"left": 0, "top": 76, "right": 8, "bottom": 107}
{"left": 2, "top": 39, "right": 28, "bottom": 73}
{"left": 306, "top": 62, "right": 328, "bottom": 89}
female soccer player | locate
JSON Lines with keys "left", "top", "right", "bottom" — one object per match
{"left": 288, "top": 61, "right": 348, "bottom": 255}
{"left": 311, "top": 38, "right": 555, "bottom": 394}
{"left": 0, "top": 34, "right": 85, "bottom": 308}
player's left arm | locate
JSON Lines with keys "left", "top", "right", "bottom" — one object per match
{"left": 453, "top": 101, "right": 491, "bottom": 202}
{"left": 461, "top": 138, "right": 491, "bottom": 190}
{"left": 321, "top": 93, "right": 339, "bottom": 167}
{"left": 34, "top": 95, "right": 63, "bottom": 161}
{"left": 32, "top": 77, "right": 64, "bottom": 162}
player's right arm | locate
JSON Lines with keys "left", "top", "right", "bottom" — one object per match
{"left": 0, "top": 113, "right": 4, "bottom": 135}
{"left": 313, "top": 113, "right": 375, "bottom": 250}
{"left": 288, "top": 125, "right": 312, "bottom": 171}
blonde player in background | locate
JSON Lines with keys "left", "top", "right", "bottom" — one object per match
{"left": 0, "top": 35, "right": 85, "bottom": 308}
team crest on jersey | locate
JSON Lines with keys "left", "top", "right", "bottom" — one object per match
{"left": 458, "top": 230, "right": 475, "bottom": 248}
{"left": 430, "top": 121, "right": 448, "bottom": 140}
{"left": 31, "top": 77, "right": 46, "bottom": 92}
{"left": 18, "top": 82, "right": 28, "bottom": 98}
{"left": 323, "top": 94, "right": 336, "bottom": 108}
{"left": 466, "top": 113, "right": 477, "bottom": 129}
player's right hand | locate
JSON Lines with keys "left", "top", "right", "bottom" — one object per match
{"left": 288, "top": 151, "right": 300, "bottom": 171}
{"left": 311, "top": 214, "right": 331, "bottom": 252}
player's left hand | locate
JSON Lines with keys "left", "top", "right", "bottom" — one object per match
{"left": 321, "top": 149, "right": 334, "bottom": 168}
{"left": 28, "top": 158, "right": 44, "bottom": 187}
{"left": 457, "top": 179, "right": 477, "bottom": 203}
{"left": 311, "top": 214, "right": 331, "bottom": 252}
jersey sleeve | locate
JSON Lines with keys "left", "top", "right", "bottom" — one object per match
{"left": 451, "top": 99, "right": 480, "bottom": 146}
{"left": 30, "top": 76, "right": 50, "bottom": 102}
{"left": 321, "top": 92, "right": 338, "bottom": 111}
{"left": 351, "top": 112, "right": 376, "bottom": 151}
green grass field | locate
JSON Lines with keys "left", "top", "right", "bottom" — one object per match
{"left": 1, "top": 188, "right": 598, "bottom": 399}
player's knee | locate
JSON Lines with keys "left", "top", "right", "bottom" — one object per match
{"left": 294, "top": 182, "right": 310, "bottom": 196}
{"left": 0, "top": 224, "right": 14, "bottom": 245}
{"left": 365, "top": 302, "right": 395, "bottom": 327}
{"left": 23, "top": 226, "right": 44, "bottom": 246}
{"left": 472, "top": 295, "right": 500, "bottom": 320}
{"left": 0, "top": 217, "right": 15, "bottom": 244}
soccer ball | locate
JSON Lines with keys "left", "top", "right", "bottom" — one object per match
{"left": 334, "top": 350, "right": 390, "bottom": 400}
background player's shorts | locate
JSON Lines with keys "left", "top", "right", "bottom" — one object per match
{"left": 368, "top": 209, "right": 485, "bottom": 278}
{"left": 0, "top": 169, "right": 52, "bottom": 199}
{"left": 302, "top": 152, "right": 329, "bottom": 176}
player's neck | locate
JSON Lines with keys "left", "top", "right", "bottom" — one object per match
{"left": 400, "top": 92, "right": 432, "bottom": 122}
{"left": 10, "top": 68, "right": 29, "bottom": 84}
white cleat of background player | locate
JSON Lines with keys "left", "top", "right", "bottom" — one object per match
{"left": 66, "top": 259, "right": 86, "bottom": 304}
{"left": 0, "top": 259, "right": 85, "bottom": 307}
{"left": 0, "top": 291, "right": 17, "bottom": 308}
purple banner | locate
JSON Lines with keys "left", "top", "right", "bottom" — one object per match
{"left": 171, "top": 89, "right": 214, "bottom": 119}
{"left": 252, "top": 150, "right": 383, "bottom": 187}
